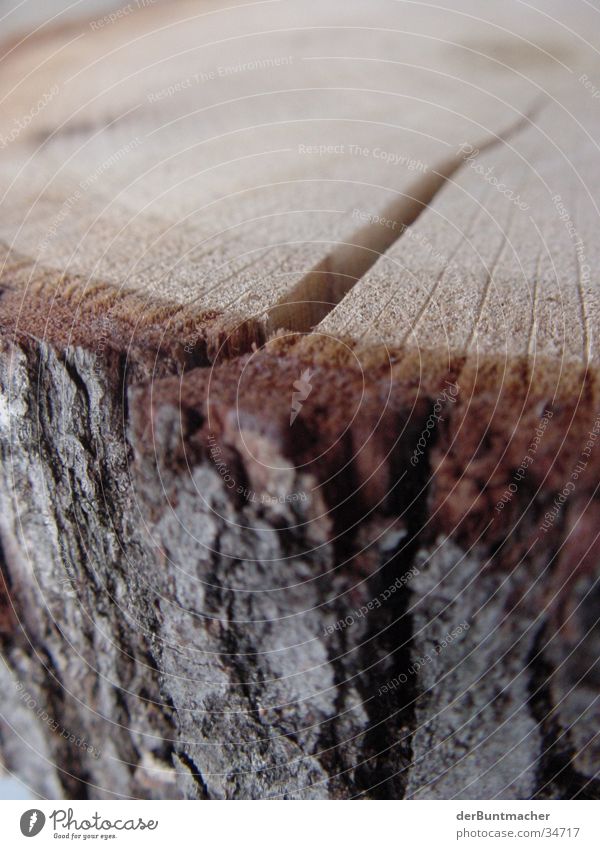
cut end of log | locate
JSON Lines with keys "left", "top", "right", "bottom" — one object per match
{"left": 1, "top": 0, "right": 600, "bottom": 801}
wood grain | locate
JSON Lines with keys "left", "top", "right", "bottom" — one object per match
{"left": 1, "top": 0, "right": 591, "bottom": 355}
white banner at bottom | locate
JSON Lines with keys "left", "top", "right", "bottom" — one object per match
{"left": 1, "top": 799, "right": 598, "bottom": 848}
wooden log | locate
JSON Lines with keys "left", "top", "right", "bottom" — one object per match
{"left": 0, "top": 0, "right": 599, "bottom": 799}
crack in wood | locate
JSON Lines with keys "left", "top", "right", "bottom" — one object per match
{"left": 266, "top": 103, "right": 544, "bottom": 336}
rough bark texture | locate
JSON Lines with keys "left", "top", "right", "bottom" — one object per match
{"left": 1, "top": 323, "right": 598, "bottom": 799}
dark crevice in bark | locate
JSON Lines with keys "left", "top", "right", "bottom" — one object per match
{"left": 38, "top": 649, "right": 91, "bottom": 800}
{"left": 63, "top": 355, "right": 93, "bottom": 428}
{"left": 528, "top": 626, "right": 600, "bottom": 800}
{"left": 352, "top": 547, "right": 417, "bottom": 798}
{"left": 118, "top": 352, "right": 132, "bottom": 451}
{"left": 352, "top": 415, "right": 436, "bottom": 798}
{"left": 314, "top": 627, "right": 353, "bottom": 797}
{"left": 174, "top": 751, "right": 211, "bottom": 799}
{"left": 0, "top": 536, "right": 17, "bottom": 638}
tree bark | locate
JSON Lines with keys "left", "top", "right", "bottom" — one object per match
{"left": 1, "top": 326, "right": 598, "bottom": 799}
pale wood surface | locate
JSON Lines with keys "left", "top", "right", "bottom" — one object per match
{"left": 319, "top": 87, "right": 600, "bottom": 373}
{"left": 1, "top": 0, "right": 598, "bottom": 355}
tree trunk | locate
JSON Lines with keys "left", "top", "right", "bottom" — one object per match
{"left": 1, "top": 0, "right": 599, "bottom": 800}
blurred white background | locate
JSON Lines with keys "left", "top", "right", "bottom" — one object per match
{"left": 0, "top": 0, "right": 123, "bottom": 40}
